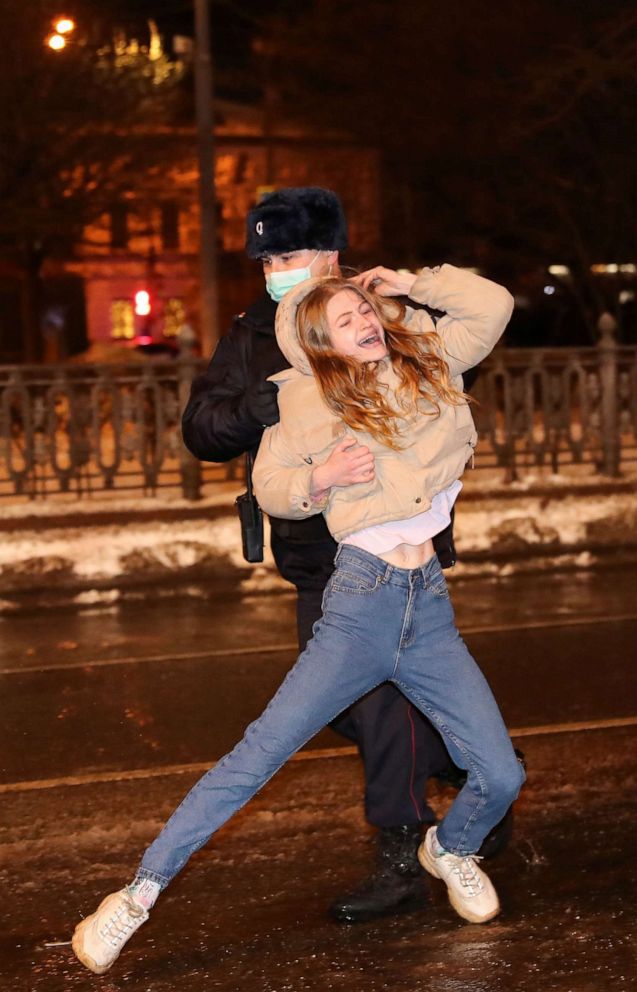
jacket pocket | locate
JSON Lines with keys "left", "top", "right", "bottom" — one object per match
{"left": 296, "top": 427, "right": 346, "bottom": 470}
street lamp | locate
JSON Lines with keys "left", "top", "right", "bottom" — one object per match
{"left": 55, "top": 17, "right": 75, "bottom": 34}
{"left": 47, "top": 33, "right": 67, "bottom": 50}
{"left": 45, "top": 15, "right": 75, "bottom": 51}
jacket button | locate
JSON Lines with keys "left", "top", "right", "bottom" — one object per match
{"left": 415, "top": 496, "right": 422, "bottom": 504}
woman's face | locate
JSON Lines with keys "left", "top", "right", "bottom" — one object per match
{"left": 324, "top": 289, "right": 388, "bottom": 363}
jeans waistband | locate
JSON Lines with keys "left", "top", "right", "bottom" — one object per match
{"left": 334, "top": 542, "right": 442, "bottom": 587}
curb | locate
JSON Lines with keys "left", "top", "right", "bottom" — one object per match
{"left": 2, "top": 543, "right": 637, "bottom": 617}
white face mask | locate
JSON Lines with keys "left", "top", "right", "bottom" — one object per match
{"left": 265, "top": 252, "right": 323, "bottom": 302}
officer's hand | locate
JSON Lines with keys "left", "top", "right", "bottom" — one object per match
{"left": 244, "top": 379, "right": 279, "bottom": 427}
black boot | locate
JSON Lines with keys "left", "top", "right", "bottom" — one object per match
{"left": 329, "top": 825, "right": 430, "bottom": 924}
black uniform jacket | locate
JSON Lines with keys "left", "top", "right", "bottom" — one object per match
{"left": 182, "top": 294, "right": 330, "bottom": 543}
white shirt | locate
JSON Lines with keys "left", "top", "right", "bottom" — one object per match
{"left": 343, "top": 481, "right": 462, "bottom": 555}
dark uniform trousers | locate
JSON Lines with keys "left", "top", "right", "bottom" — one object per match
{"left": 271, "top": 530, "right": 458, "bottom": 829}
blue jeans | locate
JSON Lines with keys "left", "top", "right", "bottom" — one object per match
{"left": 139, "top": 547, "right": 524, "bottom": 887}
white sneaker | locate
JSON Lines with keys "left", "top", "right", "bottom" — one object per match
{"left": 418, "top": 826, "right": 500, "bottom": 923}
{"left": 72, "top": 888, "right": 149, "bottom": 974}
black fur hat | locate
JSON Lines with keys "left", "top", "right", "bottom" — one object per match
{"left": 245, "top": 186, "right": 348, "bottom": 259}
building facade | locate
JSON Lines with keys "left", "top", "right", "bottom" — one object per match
{"left": 58, "top": 107, "right": 380, "bottom": 358}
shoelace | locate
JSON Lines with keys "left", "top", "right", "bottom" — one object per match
{"left": 99, "top": 894, "right": 145, "bottom": 948}
{"left": 451, "top": 856, "right": 485, "bottom": 896}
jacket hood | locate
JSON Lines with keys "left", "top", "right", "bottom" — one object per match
{"left": 274, "top": 276, "right": 329, "bottom": 376}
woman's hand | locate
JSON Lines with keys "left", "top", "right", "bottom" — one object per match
{"left": 310, "top": 437, "right": 375, "bottom": 494}
{"left": 353, "top": 266, "right": 417, "bottom": 297}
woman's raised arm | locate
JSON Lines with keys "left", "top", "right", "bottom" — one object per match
{"left": 406, "top": 264, "right": 514, "bottom": 376}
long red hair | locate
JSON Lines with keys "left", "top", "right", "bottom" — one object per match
{"left": 295, "top": 278, "right": 466, "bottom": 448}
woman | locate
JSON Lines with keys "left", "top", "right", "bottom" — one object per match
{"left": 72, "top": 264, "right": 524, "bottom": 975}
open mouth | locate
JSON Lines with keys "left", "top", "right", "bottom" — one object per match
{"left": 358, "top": 333, "right": 383, "bottom": 348}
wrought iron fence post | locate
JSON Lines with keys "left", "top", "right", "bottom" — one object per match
{"left": 177, "top": 325, "right": 202, "bottom": 500}
{"left": 597, "top": 311, "right": 620, "bottom": 477}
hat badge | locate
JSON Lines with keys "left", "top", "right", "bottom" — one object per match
{"left": 256, "top": 221, "right": 264, "bottom": 235}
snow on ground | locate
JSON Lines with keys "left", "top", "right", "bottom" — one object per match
{"left": 0, "top": 514, "right": 247, "bottom": 577}
{"left": 1, "top": 475, "right": 635, "bottom": 600}
{"left": 454, "top": 491, "right": 636, "bottom": 550}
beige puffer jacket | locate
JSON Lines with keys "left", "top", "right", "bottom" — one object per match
{"left": 253, "top": 264, "right": 513, "bottom": 542}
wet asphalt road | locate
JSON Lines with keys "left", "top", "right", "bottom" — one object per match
{"left": 1, "top": 564, "right": 636, "bottom": 990}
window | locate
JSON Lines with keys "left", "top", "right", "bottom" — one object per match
{"left": 111, "top": 299, "right": 134, "bottom": 339}
{"left": 160, "top": 202, "right": 180, "bottom": 251}
{"left": 163, "top": 297, "right": 186, "bottom": 337}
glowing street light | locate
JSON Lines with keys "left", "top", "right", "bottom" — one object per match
{"left": 134, "top": 290, "right": 152, "bottom": 317}
{"left": 55, "top": 17, "right": 75, "bottom": 34}
{"left": 45, "top": 15, "right": 75, "bottom": 51}
{"left": 47, "top": 33, "right": 67, "bottom": 50}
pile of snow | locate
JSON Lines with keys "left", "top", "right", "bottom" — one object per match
{"left": 455, "top": 492, "right": 637, "bottom": 551}
{"left": 0, "top": 514, "right": 253, "bottom": 588}
{"left": 1, "top": 479, "right": 635, "bottom": 599}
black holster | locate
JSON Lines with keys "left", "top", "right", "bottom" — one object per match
{"left": 235, "top": 451, "right": 264, "bottom": 563}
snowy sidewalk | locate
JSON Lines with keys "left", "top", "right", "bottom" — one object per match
{"left": 1, "top": 471, "right": 636, "bottom": 607}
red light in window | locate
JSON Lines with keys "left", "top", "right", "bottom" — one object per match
{"left": 134, "top": 290, "right": 151, "bottom": 316}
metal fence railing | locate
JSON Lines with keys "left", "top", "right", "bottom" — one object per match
{"left": 1, "top": 329, "right": 636, "bottom": 501}
{"left": 0, "top": 356, "right": 208, "bottom": 500}
{"left": 470, "top": 339, "right": 637, "bottom": 481}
